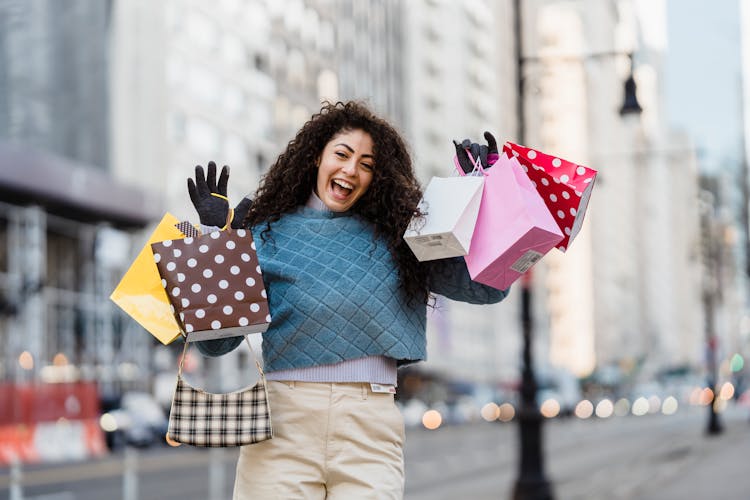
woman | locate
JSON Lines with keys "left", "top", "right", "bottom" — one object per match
{"left": 187, "top": 101, "right": 508, "bottom": 499}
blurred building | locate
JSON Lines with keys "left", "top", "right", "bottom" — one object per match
{"left": 333, "top": 0, "right": 404, "bottom": 123}
{"left": 401, "top": 0, "right": 524, "bottom": 385}
{"left": 521, "top": 0, "right": 703, "bottom": 381}
{"left": 0, "top": 0, "right": 161, "bottom": 389}
{"left": 2, "top": 0, "right": 735, "bottom": 401}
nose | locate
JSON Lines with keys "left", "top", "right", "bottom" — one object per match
{"left": 340, "top": 159, "right": 357, "bottom": 176}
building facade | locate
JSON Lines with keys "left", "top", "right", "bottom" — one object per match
{"left": 0, "top": 0, "right": 161, "bottom": 391}
{"left": 522, "top": 0, "right": 703, "bottom": 381}
{"left": 1, "top": 0, "right": 725, "bottom": 398}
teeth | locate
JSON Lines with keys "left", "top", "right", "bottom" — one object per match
{"left": 333, "top": 179, "right": 354, "bottom": 190}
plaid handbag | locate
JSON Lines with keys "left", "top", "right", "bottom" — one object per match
{"left": 167, "top": 336, "right": 273, "bottom": 447}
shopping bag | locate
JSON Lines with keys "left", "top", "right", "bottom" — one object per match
{"left": 167, "top": 336, "right": 273, "bottom": 447}
{"left": 403, "top": 172, "right": 484, "bottom": 261}
{"left": 150, "top": 228, "right": 271, "bottom": 341}
{"left": 503, "top": 142, "right": 597, "bottom": 252}
{"left": 110, "top": 213, "right": 186, "bottom": 345}
{"left": 463, "top": 153, "right": 564, "bottom": 290}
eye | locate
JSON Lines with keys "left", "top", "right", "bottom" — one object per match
{"left": 335, "top": 151, "right": 348, "bottom": 159}
{"left": 360, "top": 163, "right": 373, "bottom": 171}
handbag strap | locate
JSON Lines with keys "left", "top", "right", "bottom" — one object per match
{"left": 174, "top": 214, "right": 265, "bottom": 381}
{"left": 178, "top": 335, "right": 266, "bottom": 380}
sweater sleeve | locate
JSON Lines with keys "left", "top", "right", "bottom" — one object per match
{"left": 194, "top": 336, "right": 244, "bottom": 357}
{"left": 425, "top": 257, "right": 510, "bottom": 304}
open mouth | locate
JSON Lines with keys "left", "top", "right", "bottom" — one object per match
{"left": 330, "top": 179, "right": 354, "bottom": 200}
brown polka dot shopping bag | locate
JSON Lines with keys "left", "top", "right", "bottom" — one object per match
{"left": 150, "top": 227, "right": 271, "bottom": 341}
{"left": 503, "top": 142, "right": 598, "bottom": 253}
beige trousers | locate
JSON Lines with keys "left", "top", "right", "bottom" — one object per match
{"left": 233, "top": 380, "right": 405, "bottom": 500}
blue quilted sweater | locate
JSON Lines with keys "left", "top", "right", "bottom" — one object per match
{"left": 196, "top": 206, "right": 508, "bottom": 370}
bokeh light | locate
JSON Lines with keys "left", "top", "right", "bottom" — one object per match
{"left": 595, "top": 399, "right": 614, "bottom": 418}
{"left": 719, "top": 382, "right": 735, "bottom": 401}
{"left": 647, "top": 395, "right": 661, "bottom": 414}
{"left": 480, "top": 402, "right": 500, "bottom": 422}
{"left": 498, "top": 403, "right": 515, "bottom": 422}
{"left": 99, "top": 413, "right": 118, "bottom": 433}
{"left": 575, "top": 400, "right": 594, "bottom": 419}
{"left": 631, "top": 397, "right": 649, "bottom": 416}
{"left": 730, "top": 353, "right": 744, "bottom": 372}
{"left": 540, "top": 399, "right": 560, "bottom": 418}
{"left": 422, "top": 409, "right": 442, "bottom": 430}
{"left": 689, "top": 387, "right": 702, "bottom": 405}
{"left": 661, "top": 396, "right": 678, "bottom": 415}
{"left": 714, "top": 398, "right": 727, "bottom": 413}
{"left": 614, "top": 398, "right": 630, "bottom": 416}
{"left": 699, "top": 388, "right": 714, "bottom": 406}
{"left": 52, "top": 352, "right": 69, "bottom": 366}
{"left": 18, "top": 351, "right": 34, "bottom": 370}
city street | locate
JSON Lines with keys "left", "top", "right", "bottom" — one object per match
{"left": 1, "top": 405, "right": 748, "bottom": 500}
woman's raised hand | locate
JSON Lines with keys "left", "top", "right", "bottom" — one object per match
{"left": 453, "top": 131, "right": 499, "bottom": 174}
{"left": 187, "top": 161, "right": 230, "bottom": 227}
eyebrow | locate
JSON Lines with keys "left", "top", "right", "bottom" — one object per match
{"left": 335, "top": 143, "right": 374, "bottom": 159}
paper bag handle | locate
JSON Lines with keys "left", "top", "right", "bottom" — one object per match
{"left": 454, "top": 150, "right": 486, "bottom": 177}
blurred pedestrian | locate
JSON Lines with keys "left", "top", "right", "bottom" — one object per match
{"left": 187, "top": 100, "right": 509, "bottom": 499}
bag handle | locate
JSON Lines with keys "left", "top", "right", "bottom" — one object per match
{"left": 223, "top": 209, "right": 234, "bottom": 234}
{"left": 178, "top": 335, "right": 266, "bottom": 380}
{"left": 454, "top": 150, "right": 486, "bottom": 177}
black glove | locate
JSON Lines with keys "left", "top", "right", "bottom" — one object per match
{"left": 231, "top": 195, "right": 253, "bottom": 229}
{"left": 187, "top": 162, "right": 255, "bottom": 229}
{"left": 453, "top": 131, "right": 499, "bottom": 174}
{"left": 187, "top": 161, "right": 230, "bottom": 227}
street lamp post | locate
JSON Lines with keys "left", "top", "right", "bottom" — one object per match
{"left": 513, "top": 272, "right": 553, "bottom": 500}
{"left": 511, "top": 1, "right": 643, "bottom": 498}
{"left": 699, "top": 189, "right": 723, "bottom": 435}
{"left": 512, "top": 3, "right": 553, "bottom": 499}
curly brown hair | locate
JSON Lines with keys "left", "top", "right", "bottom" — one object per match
{"left": 242, "top": 101, "right": 430, "bottom": 305}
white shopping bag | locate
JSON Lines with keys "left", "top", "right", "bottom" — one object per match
{"left": 404, "top": 175, "right": 484, "bottom": 261}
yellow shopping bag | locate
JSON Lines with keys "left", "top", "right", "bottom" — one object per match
{"left": 110, "top": 213, "right": 187, "bottom": 345}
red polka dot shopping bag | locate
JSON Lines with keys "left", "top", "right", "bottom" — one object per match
{"left": 503, "top": 142, "right": 597, "bottom": 252}
{"left": 150, "top": 227, "right": 271, "bottom": 341}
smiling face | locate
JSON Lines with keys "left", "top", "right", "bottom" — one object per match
{"left": 315, "top": 129, "right": 375, "bottom": 212}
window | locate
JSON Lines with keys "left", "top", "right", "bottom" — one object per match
{"left": 166, "top": 56, "right": 186, "bottom": 89}
{"left": 186, "top": 118, "right": 221, "bottom": 157}
{"left": 221, "top": 34, "right": 245, "bottom": 67}
{"left": 317, "top": 69, "right": 339, "bottom": 102}
{"left": 253, "top": 53, "right": 268, "bottom": 72}
{"left": 186, "top": 12, "right": 218, "bottom": 53}
{"left": 286, "top": 50, "right": 306, "bottom": 87}
{"left": 222, "top": 85, "right": 246, "bottom": 117}
{"left": 318, "top": 21, "right": 335, "bottom": 53}
{"left": 225, "top": 134, "right": 249, "bottom": 167}
{"left": 283, "top": 0, "right": 304, "bottom": 33}
{"left": 256, "top": 152, "right": 267, "bottom": 172}
{"left": 188, "top": 65, "right": 220, "bottom": 105}
{"left": 168, "top": 111, "right": 186, "bottom": 143}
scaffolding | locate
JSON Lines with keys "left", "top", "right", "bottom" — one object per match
{"left": 0, "top": 200, "right": 163, "bottom": 393}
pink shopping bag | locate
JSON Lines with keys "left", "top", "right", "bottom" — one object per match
{"left": 503, "top": 142, "right": 597, "bottom": 252}
{"left": 462, "top": 153, "right": 564, "bottom": 290}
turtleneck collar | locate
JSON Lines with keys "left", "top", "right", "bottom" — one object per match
{"left": 304, "top": 191, "right": 351, "bottom": 218}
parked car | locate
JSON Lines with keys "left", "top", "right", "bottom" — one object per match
{"left": 535, "top": 368, "right": 583, "bottom": 417}
{"left": 100, "top": 391, "right": 168, "bottom": 449}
